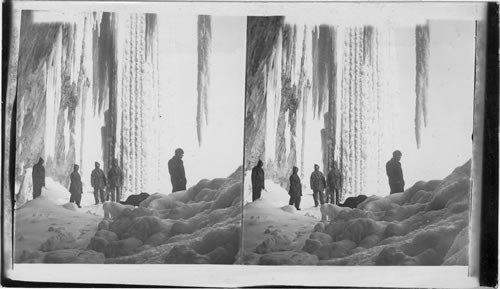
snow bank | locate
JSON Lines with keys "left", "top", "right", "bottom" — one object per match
{"left": 243, "top": 160, "right": 471, "bottom": 265}
{"left": 15, "top": 194, "right": 103, "bottom": 263}
{"left": 96, "top": 167, "right": 243, "bottom": 264}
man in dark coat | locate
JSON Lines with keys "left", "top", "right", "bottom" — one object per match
{"left": 32, "top": 157, "right": 45, "bottom": 199}
{"left": 326, "top": 161, "right": 343, "bottom": 204}
{"left": 251, "top": 160, "right": 265, "bottom": 202}
{"left": 108, "top": 159, "right": 124, "bottom": 202}
{"left": 288, "top": 166, "right": 302, "bottom": 210}
{"left": 168, "top": 148, "right": 187, "bottom": 192}
{"left": 386, "top": 150, "right": 405, "bottom": 194}
{"left": 69, "top": 164, "right": 83, "bottom": 208}
{"left": 310, "top": 164, "right": 326, "bottom": 207}
{"left": 91, "top": 161, "right": 107, "bottom": 204}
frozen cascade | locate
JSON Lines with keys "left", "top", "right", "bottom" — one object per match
{"left": 415, "top": 23, "right": 430, "bottom": 149}
{"left": 338, "top": 26, "right": 399, "bottom": 197}
{"left": 311, "top": 26, "right": 319, "bottom": 119}
{"left": 15, "top": 11, "right": 97, "bottom": 190}
{"left": 196, "top": 15, "right": 212, "bottom": 146}
{"left": 93, "top": 12, "right": 117, "bottom": 174}
{"left": 318, "top": 26, "right": 337, "bottom": 176}
{"left": 245, "top": 20, "right": 401, "bottom": 196}
{"left": 44, "top": 26, "right": 63, "bottom": 161}
{"left": 116, "top": 13, "right": 160, "bottom": 196}
{"left": 264, "top": 27, "right": 282, "bottom": 165}
{"left": 274, "top": 24, "right": 297, "bottom": 180}
{"left": 244, "top": 16, "right": 284, "bottom": 169}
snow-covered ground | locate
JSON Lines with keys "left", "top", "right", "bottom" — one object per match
{"left": 15, "top": 179, "right": 105, "bottom": 263}
{"left": 15, "top": 161, "right": 470, "bottom": 266}
{"left": 241, "top": 161, "right": 471, "bottom": 265}
{"left": 15, "top": 168, "right": 243, "bottom": 264}
{"left": 15, "top": 169, "right": 242, "bottom": 264}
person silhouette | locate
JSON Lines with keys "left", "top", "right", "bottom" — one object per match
{"left": 288, "top": 166, "right": 302, "bottom": 210}
{"left": 32, "top": 157, "right": 45, "bottom": 199}
{"left": 310, "top": 164, "right": 326, "bottom": 207}
{"left": 251, "top": 160, "right": 265, "bottom": 201}
{"left": 168, "top": 148, "right": 187, "bottom": 192}
{"left": 108, "top": 159, "right": 124, "bottom": 201}
{"left": 386, "top": 150, "right": 405, "bottom": 194}
{"left": 69, "top": 164, "right": 83, "bottom": 208}
{"left": 326, "top": 161, "right": 343, "bottom": 204}
{"left": 91, "top": 161, "right": 107, "bottom": 204}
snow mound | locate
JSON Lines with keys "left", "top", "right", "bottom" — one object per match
{"left": 100, "top": 167, "right": 243, "bottom": 264}
{"left": 15, "top": 195, "right": 103, "bottom": 263}
{"left": 243, "top": 160, "right": 472, "bottom": 265}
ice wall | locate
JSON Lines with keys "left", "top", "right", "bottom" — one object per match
{"left": 244, "top": 17, "right": 285, "bottom": 169}
{"left": 15, "top": 11, "right": 94, "bottom": 187}
{"left": 245, "top": 20, "right": 401, "bottom": 196}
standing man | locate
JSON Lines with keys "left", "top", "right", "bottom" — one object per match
{"left": 326, "top": 161, "right": 343, "bottom": 204}
{"left": 386, "top": 150, "right": 405, "bottom": 194}
{"left": 310, "top": 164, "right": 326, "bottom": 207}
{"left": 69, "top": 164, "right": 83, "bottom": 208}
{"left": 108, "top": 159, "right": 124, "bottom": 202}
{"left": 91, "top": 161, "right": 107, "bottom": 204}
{"left": 251, "top": 160, "right": 265, "bottom": 202}
{"left": 168, "top": 148, "right": 187, "bottom": 192}
{"left": 32, "top": 157, "right": 46, "bottom": 199}
{"left": 288, "top": 166, "right": 302, "bottom": 210}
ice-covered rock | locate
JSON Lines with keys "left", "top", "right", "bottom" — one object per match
{"left": 164, "top": 245, "right": 209, "bottom": 264}
{"left": 39, "top": 229, "right": 77, "bottom": 252}
{"left": 255, "top": 229, "right": 293, "bottom": 254}
{"left": 106, "top": 237, "right": 143, "bottom": 258}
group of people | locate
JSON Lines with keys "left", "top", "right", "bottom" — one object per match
{"left": 250, "top": 150, "right": 406, "bottom": 210}
{"left": 31, "top": 148, "right": 188, "bottom": 208}
{"left": 31, "top": 158, "right": 124, "bottom": 208}
{"left": 31, "top": 148, "right": 404, "bottom": 210}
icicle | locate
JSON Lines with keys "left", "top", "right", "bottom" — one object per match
{"left": 311, "top": 26, "right": 319, "bottom": 119}
{"left": 196, "top": 15, "right": 212, "bottom": 147}
{"left": 244, "top": 16, "right": 284, "bottom": 168}
{"left": 415, "top": 23, "right": 430, "bottom": 149}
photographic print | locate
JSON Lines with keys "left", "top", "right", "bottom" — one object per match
{"left": 3, "top": 1, "right": 491, "bottom": 287}
{"left": 12, "top": 9, "right": 246, "bottom": 264}
{"left": 242, "top": 15, "right": 476, "bottom": 266}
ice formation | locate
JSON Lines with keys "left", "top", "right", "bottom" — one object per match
{"left": 15, "top": 168, "right": 243, "bottom": 264}
{"left": 196, "top": 15, "right": 212, "bottom": 146}
{"left": 242, "top": 160, "right": 471, "bottom": 266}
{"left": 245, "top": 19, "right": 400, "bottom": 196}
{"left": 14, "top": 11, "right": 222, "bottom": 201}
{"left": 415, "top": 23, "right": 430, "bottom": 149}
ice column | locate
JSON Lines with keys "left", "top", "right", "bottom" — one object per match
{"left": 117, "top": 13, "right": 160, "bottom": 196}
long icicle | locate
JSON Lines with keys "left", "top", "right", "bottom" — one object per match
{"left": 197, "top": 15, "right": 212, "bottom": 146}
{"left": 415, "top": 23, "right": 430, "bottom": 149}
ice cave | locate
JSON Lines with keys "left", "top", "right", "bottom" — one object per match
{"left": 11, "top": 11, "right": 246, "bottom": 264}
{"left": 242, "top": 16, "right": 475, "bottom": 265}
